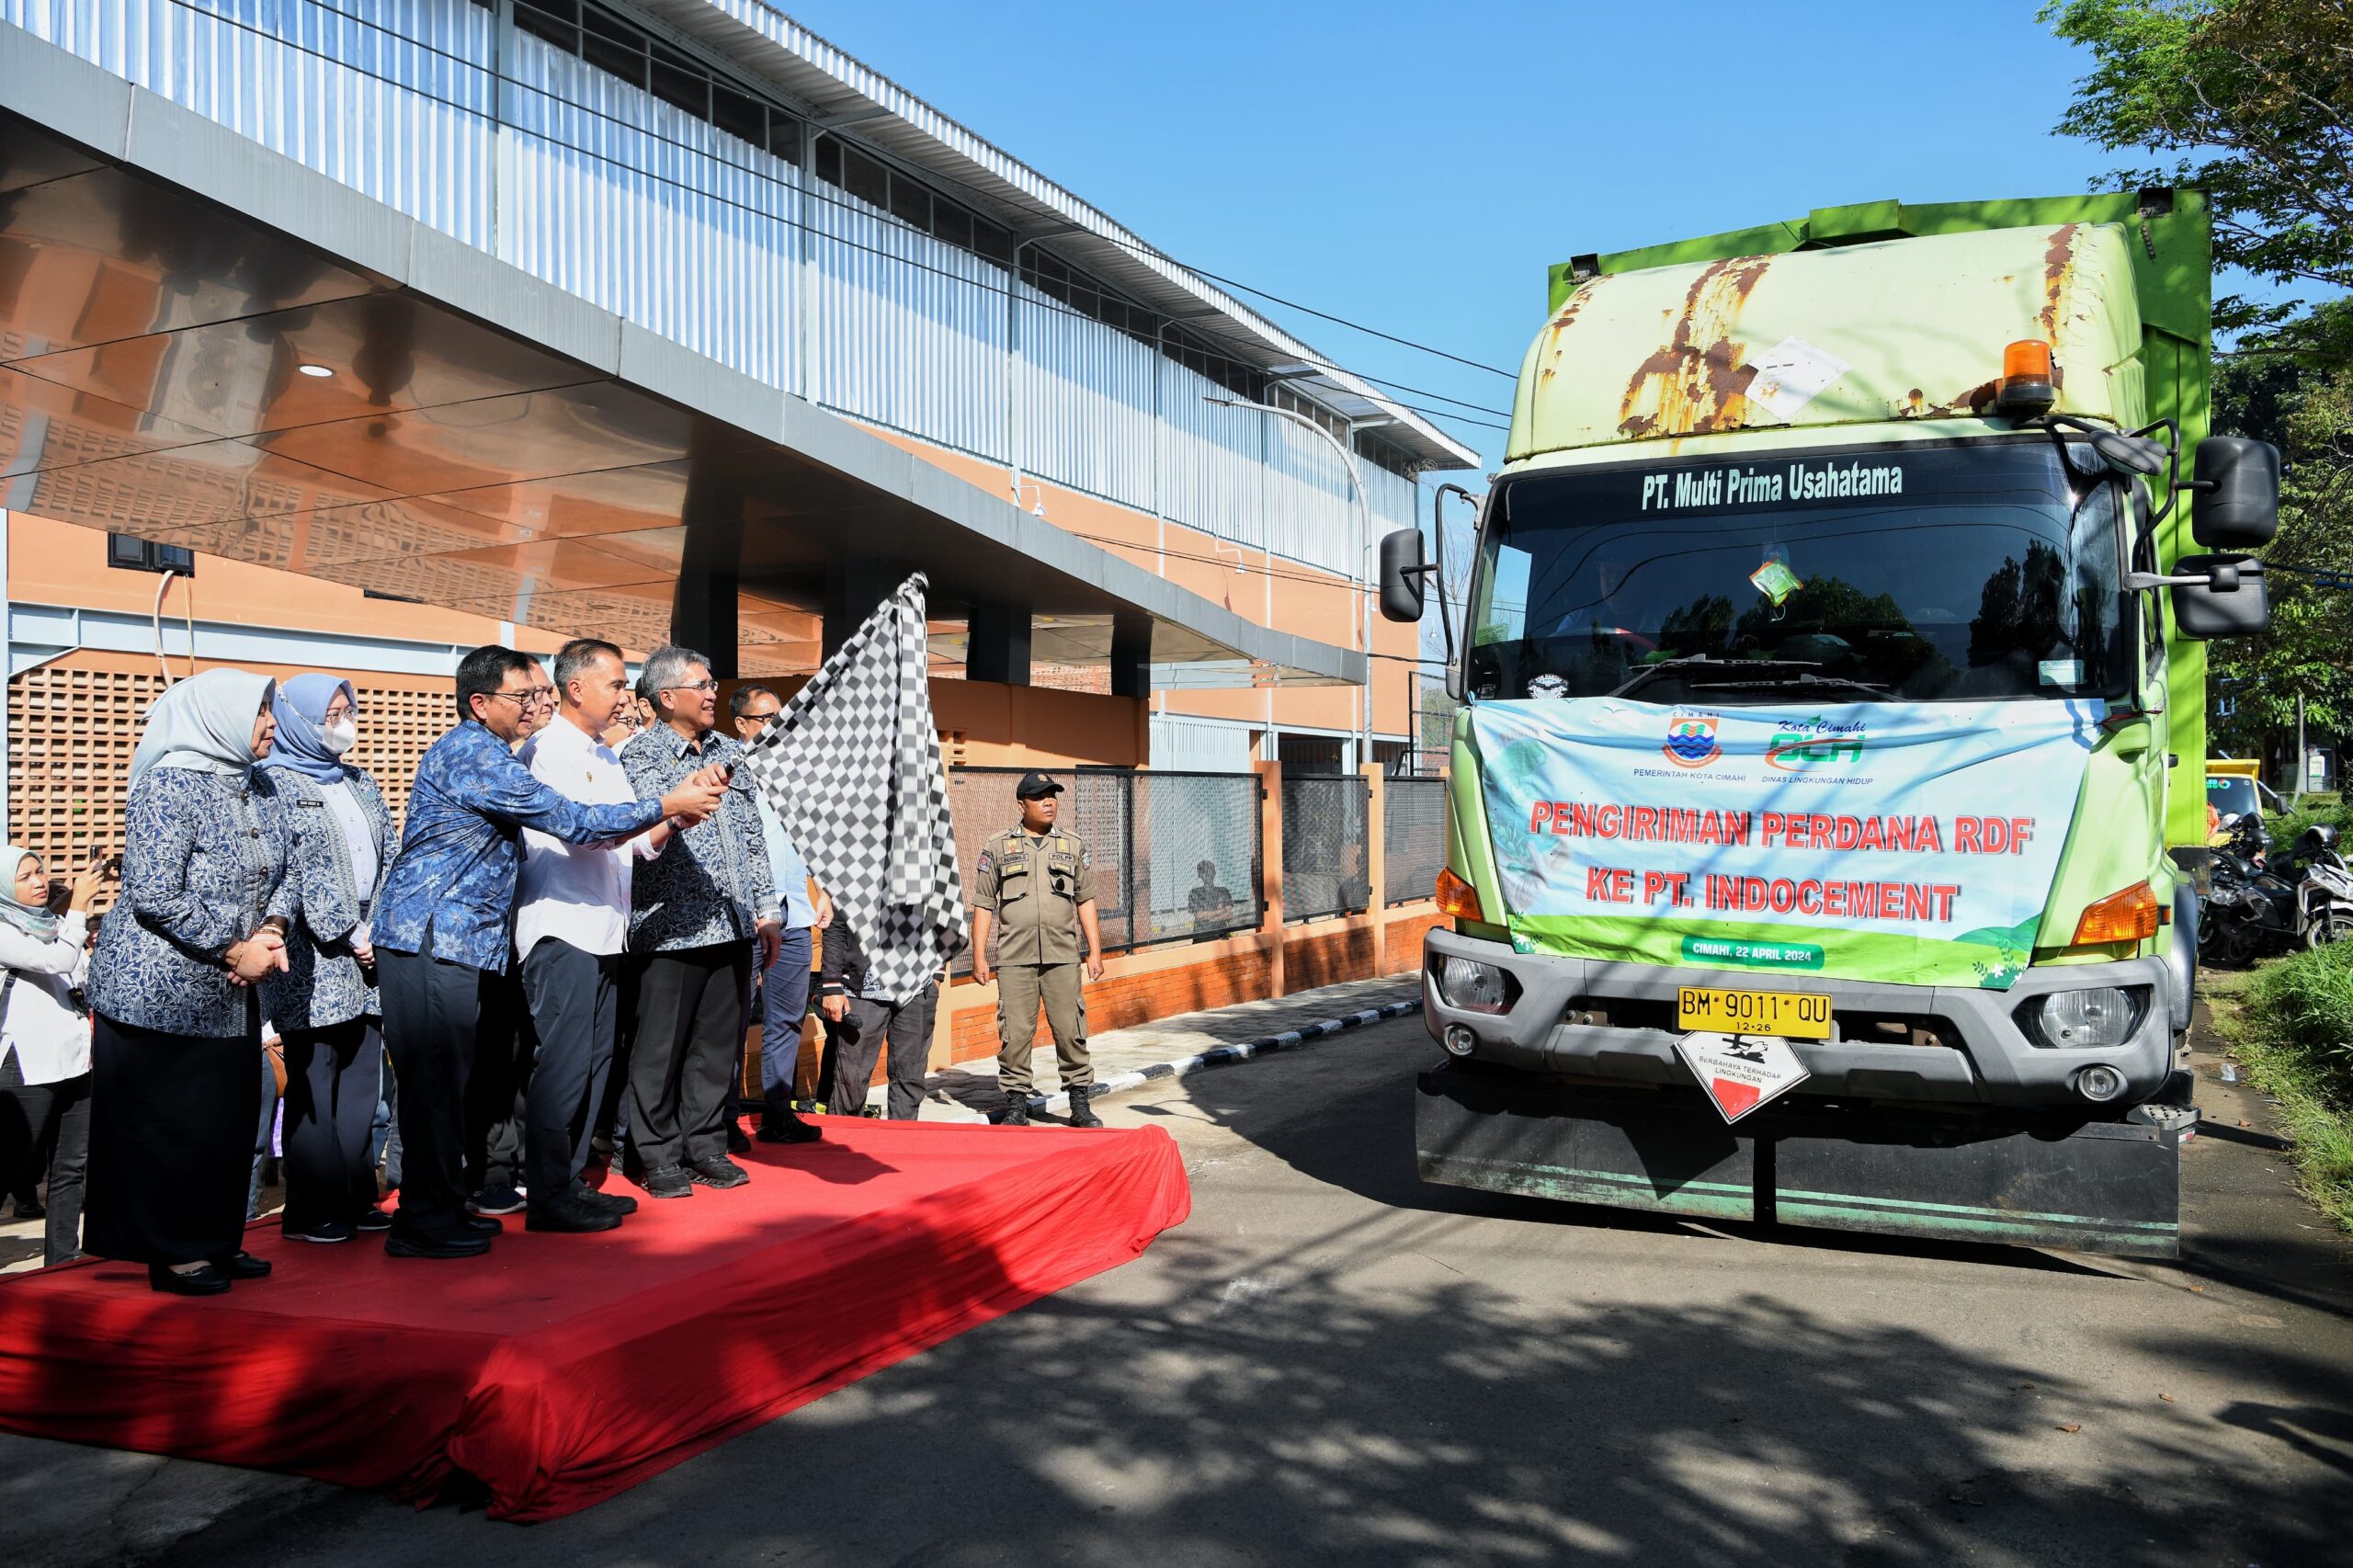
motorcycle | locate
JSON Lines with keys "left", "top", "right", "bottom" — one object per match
{"left": 2200, "top": 815, "right": 2353, "bottom": 965}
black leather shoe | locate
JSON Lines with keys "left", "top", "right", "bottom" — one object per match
{"left": 756, "top": 1109, "right": 824, "bottom": 1144}
{"left": 641, "top": 1165, "right": 696, "bottom": 1199}
{"left": 214, "top": 1251, "right": 273, "bottom": 1279}
{"left": 579, "top": 1186, "right": 638, "bottom": 1215}
{"left": 149, "top": 1262, "right": 232, "bottom": 1295}
{"left": 464, "top": 1213, "right": 503, "bottom": 1233}
{"left": 527, "top": 1192, "right": 623, "bottom": 1233}
{"left": 354, "top": 1208, "right": 393, "bottom": 1233}
{"left": 1066, "top": 1087, "right": 1106, "bottom": 1129}
{"left": 386, "top": 1229, "right": 493, "bottom": 1259}
{"left": 688, "top": 1155, "right": 749, "bottom": 1188}
{"left": 997, "top": 1095, "right": 1032, "bottom": 1126}
{"left": 725, "top": 1120, "right": 753, "bottom": 1154}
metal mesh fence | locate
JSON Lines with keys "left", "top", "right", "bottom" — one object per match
{"left": 1281, "top": 774, "right": 1370, "bottom": 922}
{"left": 946, "top": 767, "right": 1262, "bottom": 971}
{"left": 1383, "top": 777, "right": 1449, "bottom": 906}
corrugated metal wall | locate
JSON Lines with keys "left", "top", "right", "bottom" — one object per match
{"left": 506, "top": 32, "right": 798, "bottom": 389}
{"left": 5, "top": 0, "right": 500, "bottom": 246}
{"left": 9, "top": 0, "right": 1421, "bottom": 578}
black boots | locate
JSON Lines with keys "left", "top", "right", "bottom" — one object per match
{"left": 1067, "top": 1087, "right": 1105, "bottom": 1129}
{"left": 999, "top": 1093, "right": 1031, "bottom": 1126}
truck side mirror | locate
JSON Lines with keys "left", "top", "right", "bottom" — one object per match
{"left": 2171, "top": 553, "right": 2269, "bottom": 640}
{"left": 1378, "top": 527, "right": 1427, "bottom": 622}
{"left": 2188, "top": 437, "right": 2280, "bottom": 549}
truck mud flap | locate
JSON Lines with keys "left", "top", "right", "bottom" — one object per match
{"left": 1415, "top": 1062, "right": 2180, "bottom": 1258}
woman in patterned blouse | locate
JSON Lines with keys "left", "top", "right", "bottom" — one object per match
{"left": 260, "top": 674, "right": 392, "bottom": 1245}
{"left": 85, "top": 669, "right": 297, "bottom": 1296}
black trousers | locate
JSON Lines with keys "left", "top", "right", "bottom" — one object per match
{"left": 827, "top": 985, "right": 937, "bottom": 1121}
{"left": 86, "top": 1012, "right": 257, "bottom": 1267}
{"left": 377, "top": 947, "right": 502, "bottom": 1240}
{"left": 460, "top": 968, "right": 526, "bottom": 1197}
{"left": 0, "top": 1051, "right": 89, "bottom": 1267}
{"left": 517, "top": 937, "right": 618, "bottom": 1207}
{"left": 627, "top": 941, "right": 751, "bottom": 1173}
{"left": 278, "top": 1019, "right": 382, "bottom": 1232}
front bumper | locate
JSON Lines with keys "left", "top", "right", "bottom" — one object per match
{"left": 1422, "top": 926, "right": 2174, "bottom": 1109}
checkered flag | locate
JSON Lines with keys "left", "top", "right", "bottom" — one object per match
{"left": 735, "top": 573, "right": 965, "bottom": 1002}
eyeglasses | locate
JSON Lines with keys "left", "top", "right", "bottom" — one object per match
{"left": 662, "top": 679, "right": 720, "bottom": 695}
{"left": 322, "top": 703, "right": 359, "bottom": 722}
{"left": 486, "top": 687, "right": 558, "bottom": 709}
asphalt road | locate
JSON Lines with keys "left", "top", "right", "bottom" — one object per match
{"left": 6, "top": 1016, "right": 2351, "bottom": 1568}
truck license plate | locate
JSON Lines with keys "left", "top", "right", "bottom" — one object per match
{"left": 1676, "top": 986, "right": 1831, "bottom": 1040}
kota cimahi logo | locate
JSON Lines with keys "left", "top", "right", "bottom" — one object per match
{"left": 1663, "top": 713, "right": 1722, "bottom": 769}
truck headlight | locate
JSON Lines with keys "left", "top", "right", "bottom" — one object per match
{"left": 1437, "top": 956, "right": 1515, "bottom": 1015}
{"left": 2019, "top": 986, "right": 2148, "bottom": 1049}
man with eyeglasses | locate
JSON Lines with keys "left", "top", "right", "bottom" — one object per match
{"left": 372, "top": 646, "right": 726, "bottom": 1259}
{"left": 619, "top": 645, "right": 781, "bottom": 1199}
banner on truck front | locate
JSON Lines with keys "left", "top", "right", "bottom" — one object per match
{"left": 1470, "top": 697, "right": 2103, "bottom": 989}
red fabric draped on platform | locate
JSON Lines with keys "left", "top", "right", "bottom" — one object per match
{"left": 0, "top": 1119, "right": 1190, "bottom": 1521}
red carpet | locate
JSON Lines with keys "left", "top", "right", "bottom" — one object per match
{"left": 0, "top": 1119, "right": 1189, "bottom": 1521}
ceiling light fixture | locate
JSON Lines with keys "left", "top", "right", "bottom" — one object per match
{"left": 296, "top": 363, "right": 335, "bottom": 379}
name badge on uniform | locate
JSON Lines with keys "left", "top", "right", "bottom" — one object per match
{"left": 297, "top": 800, "right": 325, "bottom": 810}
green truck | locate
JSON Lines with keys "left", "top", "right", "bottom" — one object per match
{"left": 1377, "top": 192, "right": 2280, "bottom": 1256}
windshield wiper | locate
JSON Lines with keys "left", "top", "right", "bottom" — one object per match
{"left": 1692, "top": 671, "right": 1894, "bottom": 699}
{"left": 1607, "top": 655, "right": 1825, "bottom": 699}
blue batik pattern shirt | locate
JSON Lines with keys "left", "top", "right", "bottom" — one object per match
{"left": 88, "top": 768, "right": 298, "bottom": 1038}
{"left": 621, "top": 726, "right": 777, "bottom": 952}
{"left": 375, "top": 720, "right": 664, "bottom": 973}
{"left": 261, "top": 762, "right": 393, "bottom": 1031}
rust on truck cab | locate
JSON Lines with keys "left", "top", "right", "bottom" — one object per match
{"left": 1615, "top": 255, "right": 1772, "bottom": 438}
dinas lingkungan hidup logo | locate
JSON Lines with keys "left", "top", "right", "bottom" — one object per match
{"left": 1764, "top": 720, "right": 1868, "bottom": 771}
{"left": 1662, "top": 713, "right": 1722, "bottom": 768}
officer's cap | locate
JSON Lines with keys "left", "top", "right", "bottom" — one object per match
{"left": 1014, "top": 770, "right": 1064, "bottom": 800}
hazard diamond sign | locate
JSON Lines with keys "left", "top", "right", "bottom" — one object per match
{"left": 1675, "top": 1032, "right": 1811, "bottom": 1124}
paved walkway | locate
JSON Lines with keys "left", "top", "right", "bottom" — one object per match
{"left": 891, "top": 973, "right": 1423, "bottom": 1122}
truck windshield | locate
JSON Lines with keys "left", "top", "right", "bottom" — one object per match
{"left": 1467, "top": 438, "right": 2126, "bottom": 704}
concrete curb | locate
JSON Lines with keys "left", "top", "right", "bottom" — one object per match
{"left": 1019, "top": 995, "right": 1421, "bottom": 1119}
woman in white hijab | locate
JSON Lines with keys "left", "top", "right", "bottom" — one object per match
{"left": 0, "top": 844, "right": 108, "bottom": 1266}
{"left": 85, "top": 669, "right": 298, "bottom": 1296}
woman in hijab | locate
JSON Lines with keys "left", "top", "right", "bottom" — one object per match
{"left": 260, "top": 675, "right": 391, "bottom": 1244}
{"left": 85, "top": 668, "right": 298, "bottom": 1295}
{"left": 0, "top": 845, "right": 108, "bottom": 1266}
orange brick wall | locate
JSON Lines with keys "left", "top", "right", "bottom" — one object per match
{"left": 1384, "top": 912, "right": 1443, "bottom": 974}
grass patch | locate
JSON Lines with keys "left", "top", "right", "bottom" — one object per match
{"left": 2222, "top": 944, "right": 2353, "bottom": 1235}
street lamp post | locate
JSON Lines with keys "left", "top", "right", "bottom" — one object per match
{"left": 1205, "top": 394, "right": 1377, "bottom": 770}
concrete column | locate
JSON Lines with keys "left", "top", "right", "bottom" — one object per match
{"left": 966, "top": 601, "right": 1032, "bottom": 687}
{"left": 671, "top": 515, "right": 743, "bottom": 678}
{"left": 1256, "top": 759, "right": 1285, "bottom": 998}
{"left": 1109, "top": 611, "right": 1151, "bottom": 701}
{"left": 822, "top": 555, "right": 900, "bottom": 660}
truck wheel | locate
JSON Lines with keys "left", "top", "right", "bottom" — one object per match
{"left": 2306, "top": 912, "right": 2353, "bottom": 949}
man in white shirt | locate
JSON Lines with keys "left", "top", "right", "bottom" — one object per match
{"left": 511, "top": 638, "right": 680, "bottom": 1233}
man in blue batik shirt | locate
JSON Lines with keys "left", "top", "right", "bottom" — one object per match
{"left": 373, "top": 646, "right": 726, "bottom": 1259}
{"left": 620, "top": 646, "right": 778, "bottom": 1200}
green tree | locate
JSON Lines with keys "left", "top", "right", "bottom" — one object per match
{"left": 2046, "top": 0, "right": 2353, "bottom": 335}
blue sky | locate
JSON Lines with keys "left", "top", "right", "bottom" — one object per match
{"left": 780, "top": 1, "right": 2145, "bottom": 489}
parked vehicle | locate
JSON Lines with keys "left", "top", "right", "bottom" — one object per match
{"left": 1379, "top": 191, "right": 2280, "bottom": 1257}
{"left": 2202, "top": 816, "right": 2353, "bottom": 964}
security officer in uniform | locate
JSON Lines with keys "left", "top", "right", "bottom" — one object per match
{"left": 971, "top": 772, "right": 1106, "bottom": 1127}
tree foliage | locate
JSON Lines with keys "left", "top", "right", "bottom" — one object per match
{"left": 2046, "top": 0, "right": 2353, "bottom": 334}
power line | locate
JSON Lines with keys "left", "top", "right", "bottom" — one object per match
{"left": 178, "top": 0, "right": 1512, "bottom": 426}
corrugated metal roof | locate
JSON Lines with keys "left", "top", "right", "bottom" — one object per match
{"left": 632, "top": 0, "right": 1482, "bottom": 472}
